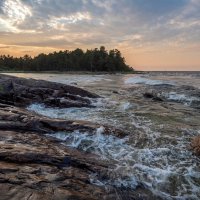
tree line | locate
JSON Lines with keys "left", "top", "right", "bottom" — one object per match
{"left": 0, "top": 46, "right": 133, "bottom": 72}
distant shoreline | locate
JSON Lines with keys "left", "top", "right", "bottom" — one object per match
{"left": 1, "top": 70, "right": 199, "bottom": 74}
{"left": 0, "top": 70, "right": 144, "bottom": 74}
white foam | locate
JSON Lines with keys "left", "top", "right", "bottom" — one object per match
{"left": 4, "top": 73, "right": 112, "bottom": 86}
{"left": 96, "top": 126, "right": 105, "bottom": 135}
{"left": 120, "top": 102, "right": 132, "bottom": 111}
{"left": 28, "top": 101, "right": 103, "bottom": 122}
{"left": 124, "top": 76, "right": 175, "bottom": 86}
{"left": 28, "top": 103, "right": 91, "bottom": 120}
{"left": 163, "top": 92, "right": 199, "bottom": 105}
{"left": 27, "top": 97, "right": 119, "bottom": 125}
{"left": 90, "top": 97, "right": 117, "bottom": 108}
{"left": 48, "top": 129, "right": 129, "bottom": 160}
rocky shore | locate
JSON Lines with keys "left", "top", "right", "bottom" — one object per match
{"left": 0, "top": 74, "right": 161, "bottom": 200}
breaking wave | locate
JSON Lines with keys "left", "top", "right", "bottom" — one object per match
{"left": 163, "top": 92, "right": 200, "bottom": 107}
{"left": 124, "top": 76, "right": 175, "bottom": 86}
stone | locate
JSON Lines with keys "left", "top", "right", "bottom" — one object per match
{"left": 0, "top": 74, "right": 99, "bottom": 108}
{"left": 143, "top": 92, "right": 163, "bottom": 102}
{"left": 191, "top": 136, "right": 200, "bottom": 156}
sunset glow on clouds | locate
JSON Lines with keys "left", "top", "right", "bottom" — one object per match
{"left": 0, "top": 0, "right": 199, "bottom": 70}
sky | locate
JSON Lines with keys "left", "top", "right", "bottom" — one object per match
{"left": 0, "top": 0, "right": 199, "bottom": 71}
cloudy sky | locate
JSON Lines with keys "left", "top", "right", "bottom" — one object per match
{"left": 0, "top": 0, "right": 199, "bottom": 71}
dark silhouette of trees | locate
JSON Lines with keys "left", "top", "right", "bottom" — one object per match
{"left": 0, "top": 46, "right": 133, "bottom": 72}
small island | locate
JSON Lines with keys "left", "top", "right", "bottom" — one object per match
{"left": 0, "top": 46, "right": 133, "bottom": 72}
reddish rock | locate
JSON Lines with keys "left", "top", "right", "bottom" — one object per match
{"left": 191, "top": 136, "right": 200, "bottom": 156}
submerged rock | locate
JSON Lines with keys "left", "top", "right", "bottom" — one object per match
{"left": 190, "top": 100, "right": 200, "bottom": 110}
{"left": 143, "top": 92, "right": 163, "bottom": 102}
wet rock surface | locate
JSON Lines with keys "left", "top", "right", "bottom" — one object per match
{"left": 0, "top": 74, "right": 99, "bottom": 108}
{"left": 143, "top": 92, "right": 163, "bottom": 102}
{"left": 0, "top": 75, "right": 159, "bottom": 200}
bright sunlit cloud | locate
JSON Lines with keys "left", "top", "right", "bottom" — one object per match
{"left": 0, "top": 0, "right": 32, "bottom": 32}
{"left": 48, "top": 12, "right": 91, "bottom": 30}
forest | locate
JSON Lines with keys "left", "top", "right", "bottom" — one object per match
{"left": 0, "top": 46, "right": 133, "bottom": 72}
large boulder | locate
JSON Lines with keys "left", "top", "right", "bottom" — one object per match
{"left": 0, "top": 74, "right": 99, "bottom": 108}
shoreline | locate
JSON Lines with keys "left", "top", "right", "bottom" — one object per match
{"left": 1, "top": 70, "right": 199, "bottom": 75}
{"left": 0, "top": 70, "right": 144, "bottom": 75}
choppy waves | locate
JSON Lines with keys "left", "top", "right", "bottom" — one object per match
{"left": 26, "top": 72, "right": 200, "bottom": 199}
{"left": 163, "top": 92, "right": 200, "bottom": 106}
{"left": 28, "top": 101, "right": 200, "bottom": 199}
{"left": 47, "top": 127, "right": 200, "bottom": 200}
